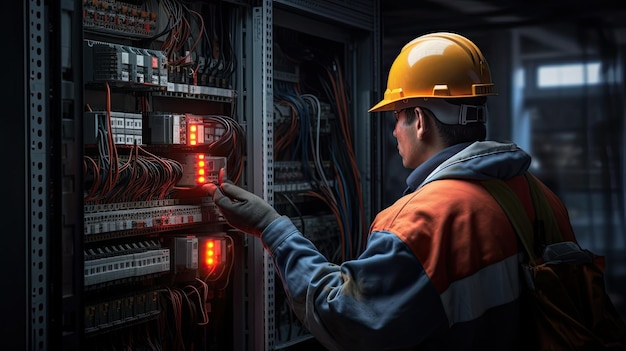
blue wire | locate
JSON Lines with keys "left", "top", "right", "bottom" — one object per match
{"left": 281, "top": 91, "right": 310, "bottom": 176}
{"left": 331, "top": 150, "right": 352, "bottom": 259}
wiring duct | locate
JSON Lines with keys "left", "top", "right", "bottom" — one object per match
{"left": 84, "top": 83, "right": 184, "bottom": 204}
{"left": 273, "top": 56, "right": 365, "bottom": 262}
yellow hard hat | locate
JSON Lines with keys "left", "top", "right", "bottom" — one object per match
{"left": 369, "top": 32, "right": 496, "bottom": 113}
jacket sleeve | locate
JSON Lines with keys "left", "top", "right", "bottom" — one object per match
{"left": 260, "top": 216, "right": 448, "bottom": 351}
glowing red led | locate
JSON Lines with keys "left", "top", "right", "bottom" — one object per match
{"left": 203, "top": 239, "right": 221, "bottom": 268}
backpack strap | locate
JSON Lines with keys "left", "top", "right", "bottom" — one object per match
{"left": 481, "top": 173, "right": 563, "bottom": 264}
{"left": 523, "top": 173, "right": 562, "bottom": 247}
{"left": 481, "top": 176, "right": 539, "bottom": 263}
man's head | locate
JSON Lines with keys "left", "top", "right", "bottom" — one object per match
{"left": 392, "top": 99, "right": 487, "bottom": 168}
{"left": 370, "top": 32, "right": 495, "bottom": 168}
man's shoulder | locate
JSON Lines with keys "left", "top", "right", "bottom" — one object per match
{"left": 373, "top": 179, "right": 495, "bottom": 229}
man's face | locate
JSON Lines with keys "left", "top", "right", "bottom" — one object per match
{"left": 392, "top": 108, "right": 421, "bottom": 169}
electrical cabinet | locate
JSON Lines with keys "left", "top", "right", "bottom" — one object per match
{"left": 22, "top": 0, "right": 379, "bottom": 350}
{"left": 80, "top": 1, "right": 245, "bottom": 349}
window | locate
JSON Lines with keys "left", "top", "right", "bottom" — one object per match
{"left": 537, "top": 62, "right": 601, "bottom": 87}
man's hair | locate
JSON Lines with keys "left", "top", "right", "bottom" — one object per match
{"left": 404, "top": 97, "right": 487, "bottom": 146}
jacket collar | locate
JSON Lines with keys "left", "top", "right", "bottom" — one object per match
{"left": 403, "top": 142, "right": 472, "bottom": 195}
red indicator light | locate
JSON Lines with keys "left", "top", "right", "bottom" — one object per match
{"left": 188, "top": 124, "right": 198, "bottom": 146}
{"left": 196, "top": 153, "right": 207, "bottom": 185}
{"left": 199, "top": 235, "right": 232, "bottom": 281}
{"left": 203, "top": 239, "right": 221, "bottom": 269}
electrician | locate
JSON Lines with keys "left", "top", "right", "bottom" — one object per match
{"left": 203, "top": 32, "right": 576, "bottom": 350}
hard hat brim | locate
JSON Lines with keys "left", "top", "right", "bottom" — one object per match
{"left": 368, "top": 99, "right": 395, "bottom": 113}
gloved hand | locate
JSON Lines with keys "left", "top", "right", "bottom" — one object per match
{"left": 203, "top": 181, "right": 281, "bottom": 237}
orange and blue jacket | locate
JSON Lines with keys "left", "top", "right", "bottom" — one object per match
{"left": 260, "top": 141, "right": 576, "bottom": 351}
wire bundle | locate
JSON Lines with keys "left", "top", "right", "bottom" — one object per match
{"left": 273, "top": 51, "right": 366, "bottom": 262}
{"left": 159, "top": 278, "right": 211, "bottom": 351}
{"left": 319, "top": 56, "right": 367, "bottom": 258}
{"left": 274, "top": 82, "right": 311, "bottom": 166}
{"left": 197, "top": 115, "right": 246, "bottom": 184}
{"left": 83, "top": 135, "right": 184, "bottom": 204}
{"left": 150, "top": 0, "right": 237, "bottom": 88}
{"left": 84, "top": 83, "right": 184, "bottom": 204}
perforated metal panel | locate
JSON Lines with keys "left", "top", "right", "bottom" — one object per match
{"left": 29, "top": 1, "right": 84, "bottom": 349}
{"left": 29, "top": 0, "right": 48, "bottom": 348}
{"left": 249, "top": 1, "right": 276, "bottom": 350}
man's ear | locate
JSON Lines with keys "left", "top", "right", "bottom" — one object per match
{"left": 415, "top": 107, "right": 428, "bottom": 139}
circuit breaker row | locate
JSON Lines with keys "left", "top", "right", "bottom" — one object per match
{"left": 83, "top": 234, "right": 230, "bottom": 330}
{"left": 84, "top": 289, "right": 160, "bottom": 332}
{"left": 85, "top": 241, "right": 170, "bottom": 286}
{"left": 83, "top": 0, "right": 158, "bottom": 38}
{"left": 84, "top": 204, "right": 204, "bottom": 235}
{"left": 84, "top": 40, "right": 235, "bottom": 92}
